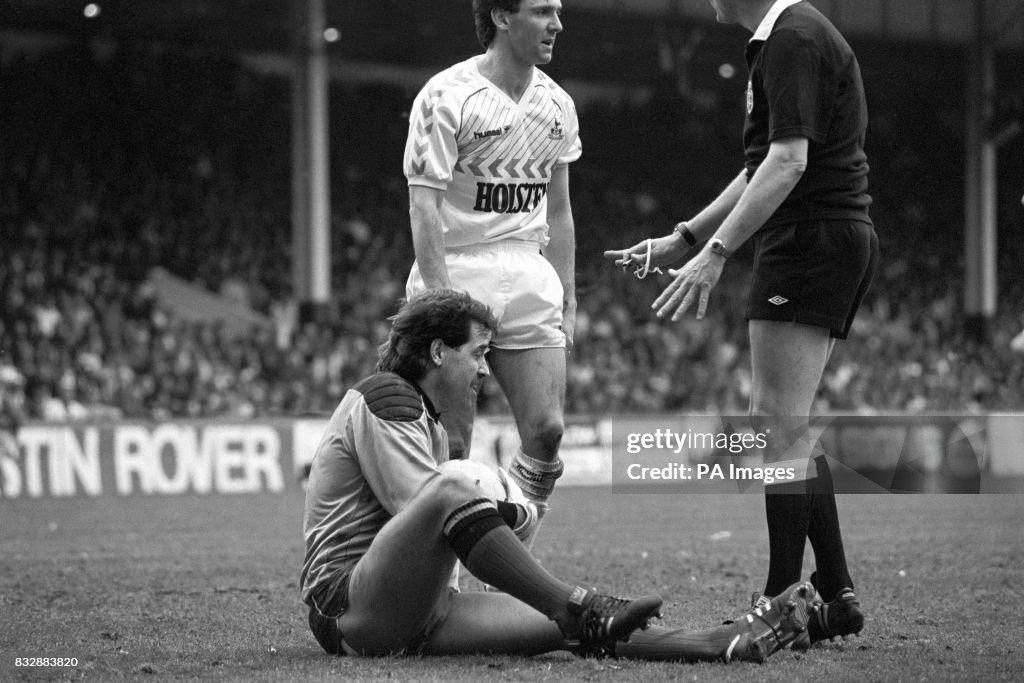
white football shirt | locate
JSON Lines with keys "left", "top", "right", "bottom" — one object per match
{"left": 404, "top": 56, "right": 582, "bottom": 248}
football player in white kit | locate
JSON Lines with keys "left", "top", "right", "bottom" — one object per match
{"left": 403, "top": 0, "right": 579, "bottom": 542}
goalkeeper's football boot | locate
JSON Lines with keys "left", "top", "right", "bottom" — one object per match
{"left": 562, "top": 587, "right": 663, "bottom": 658}
{"left": 807, "top": 584, "right": 864, "bottom": 643}
{"left": 722, "top": 581, "right": 814, "bottom": 659}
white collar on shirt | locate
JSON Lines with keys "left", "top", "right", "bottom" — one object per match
{"left": 750, "top": 0, "right": 803, "bottom": 43}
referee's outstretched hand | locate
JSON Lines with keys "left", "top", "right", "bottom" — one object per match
{"left": 603, "top": 235, "right": 684, "bottom": 277}
{"left": 652, "top": 248, "right": 725, "bottom": 322}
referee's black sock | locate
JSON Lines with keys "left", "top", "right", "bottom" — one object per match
{"left": 807, "top": 454, "right": 854, "bottom": 601}
{"left": 763, "top": 487, "right": 813, "bottom": 598}
{"left": 443, "top": 499, "right": 572, "bottom": 620}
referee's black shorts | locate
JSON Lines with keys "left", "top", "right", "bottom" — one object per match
{"left": 746, "top": 219, "right": 878, "bottom": 340}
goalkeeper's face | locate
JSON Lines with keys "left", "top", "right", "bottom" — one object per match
{"left": 436, "top": 322, "right": 492, "bottom": 404}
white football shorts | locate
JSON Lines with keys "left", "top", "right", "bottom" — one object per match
{"left": 406, "top": 240, "right": 565, "bottom": 349}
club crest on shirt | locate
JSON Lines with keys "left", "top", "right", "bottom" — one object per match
{"left": 746, "top": 81, "right": 754, "bottom": 115}
{"left": 548, "top": 117, "right": 564, "bottom": 140}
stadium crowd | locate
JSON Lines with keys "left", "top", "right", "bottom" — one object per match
{"left": 1, "top": 42, "right": 1022, "bottom": 422}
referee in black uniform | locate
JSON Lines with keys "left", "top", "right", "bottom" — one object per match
{"left": 606, "top": 0, "right": 876, "bottom": 643}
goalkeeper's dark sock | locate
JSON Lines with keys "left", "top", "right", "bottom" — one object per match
{"left": 615, "top": 624, "right": 742, "bottom": 662}
{"left": 443, "top": 499, "right": 573, "bottom": 620}
{"left": 763, "top": 489, "right": 813, "bottom": 598}
{"left": 807, "top": 455, "right": 854, "bottom": 600}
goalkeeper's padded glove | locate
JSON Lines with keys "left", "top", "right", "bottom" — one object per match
{"left": 496, "top": 467, "right": 540, "bottom": 543}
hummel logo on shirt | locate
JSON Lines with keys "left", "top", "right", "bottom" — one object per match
{"left": 473, "top": 124, "right": 512, "bottom": 140}
{"left": 768, "top": 296, "right": 789, "bottom": 306}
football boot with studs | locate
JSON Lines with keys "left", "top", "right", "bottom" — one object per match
{"left": 561, "top": 587, "right": 663, "bottom": 658}
{"left": 721, "top": 581, "right": 815, "bottom": 661}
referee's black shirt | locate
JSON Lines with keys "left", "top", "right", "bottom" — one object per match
{"left": 743, "top": 1, "right": 872, "bottom": 229}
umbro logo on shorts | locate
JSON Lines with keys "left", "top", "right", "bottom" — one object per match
{"left": 768, "top": 296, "right": 789, "bottom": 306}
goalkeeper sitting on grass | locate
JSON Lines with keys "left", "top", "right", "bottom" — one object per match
{"left": 300, "top": 289, "right": 812, "bottom": 662}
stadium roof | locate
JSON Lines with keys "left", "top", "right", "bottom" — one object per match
{"left": 1, "top": 0, "right": 1022, "bottom": 59}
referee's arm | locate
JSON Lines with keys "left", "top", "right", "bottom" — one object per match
{"left": 711, "top": 136, "right": 808, "bottom": 250}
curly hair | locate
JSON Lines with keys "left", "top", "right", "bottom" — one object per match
{"left": 377, "top": 290, "right": 498, "bottom": 381}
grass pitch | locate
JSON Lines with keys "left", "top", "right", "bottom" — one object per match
{"left": 1, "top": 488, "right": 1021, "bottom": 681}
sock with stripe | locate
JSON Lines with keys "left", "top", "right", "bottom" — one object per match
{"left": 444, "top": 498, "right": 573, "bottom": 620}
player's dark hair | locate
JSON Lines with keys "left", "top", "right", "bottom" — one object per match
{"left": 473, "top": 0, "right": 522, "bottom": 49}
{"left": 377, "top": 290, "right": 498, "bottom": 382}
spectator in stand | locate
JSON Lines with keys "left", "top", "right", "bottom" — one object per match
{"left": 0, "top": 40, "right": 1021, "bottom": 423}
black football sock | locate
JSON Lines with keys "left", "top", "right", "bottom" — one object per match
{"left": 443, "top": 499, "right": 573, "bottom": 620}
{"left": 807, "top": 454, "right": 854, "bottom": 600}
{"left": 763, "top": 489, "right": 813, "bottom": 598}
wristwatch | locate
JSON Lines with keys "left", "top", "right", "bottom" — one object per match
{"left": 708, "top": 237, "right": 732, "bottom": 259}
{"left": 672, "top": 221, "right": 697, "bottom": 247}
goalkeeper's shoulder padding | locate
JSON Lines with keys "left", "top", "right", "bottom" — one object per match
{"left": 354, "top": 373, "right": 423, "bottom": 422}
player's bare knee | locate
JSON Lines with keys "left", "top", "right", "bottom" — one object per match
{"left": 406, "top": 470, "right": 481, "bottom": 523}
{"left": 526, "top": 417, "right": 564, "bottom": 460}
{"left": 433, "top": 467, "right": 482, "bottom": 507}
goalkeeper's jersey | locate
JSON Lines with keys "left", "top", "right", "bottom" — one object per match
{"left": 299, "top": 373, "right": 448, "bottom": 607}
{"left": 404, "top": 56, "right": 582, "bottom": 248}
